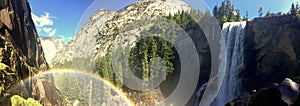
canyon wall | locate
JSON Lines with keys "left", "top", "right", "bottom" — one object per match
{"left": 0, "top": 0, "right": 64, "bottom": 105}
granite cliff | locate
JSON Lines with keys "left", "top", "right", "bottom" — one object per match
{"left": 223, "top": 14, "right": 300, "bottom": 105}
{"left": 0, "top": 0, "right": 64, "bottom": 105}
{"left": 52, "top": 0, "right": 192, "bottom": 70}
{"left": 39, "top": 36, "right": 65, "bottom": 67}
{"left": 243, "top": 14, "right": 300, "bottom": 92}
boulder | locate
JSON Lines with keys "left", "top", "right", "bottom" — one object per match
{"left": 278, "top": 78, "right": 300, "bottom": 105}
{"left": 248, "top": 88, "right": 288, "bottom": 106}
{"left": 226, "top": 78, "right": 300, "bottom": 106}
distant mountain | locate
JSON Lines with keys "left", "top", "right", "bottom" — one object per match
{"left": 53, "top": 0, "right": 191, "bottom": 70}
{"left": 50, "top": 0, "right": 198, "bottom": 105}
{"left": 40, "top": 36, "right": 65, "bottom": 67}
{"left": 51, "top": 40, "right": 73, "bottom": 68}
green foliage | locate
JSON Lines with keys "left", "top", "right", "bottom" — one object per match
{"left": 235, "top": 9, "right": 242, "bottom": 21}
{"left": 222, "top": 15, "right": 228, "bottom": 24}
{"left": 52, "top": 60, "right": 73, "bottom": 68}
{"left": 213, "top": 0, "right": 243, "bottom": 25}
{"left": 265, "top": 11, "right": 271, "bottom": 18}
{"left": 54, "top": 73, "right": 84, "bottom": 102}
{"left": 0, "top": 63, "right": 9, "bottom": 70}
{"left": 291, "top": 3, "right": 298, "bottom": 15}
{"left": 290, "top": 3, "right": 300, "bottom": 20}
{"left": 165, "top": 10, "right": 199, "bottom": 28}
{"left": 94, "top": 10, "right": 205, "bottom": 89}
{"left": 129, "top": 36, "right": 175, "bottom": 84}
{"left": 11, "top": 95, "right": 42, "bottom": 106}
{"left": 95, "top": 53, "right": 123, "bottom": 88}
{"left": 54, "top": 72, "right": 117, "bottom": 105}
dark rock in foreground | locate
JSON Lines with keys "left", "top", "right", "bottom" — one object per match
{"left": 226, "top": 78, "right": 300, "bottom": 106}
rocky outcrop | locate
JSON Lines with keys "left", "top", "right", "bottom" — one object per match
{"left": 279, "top": 78, "right": 300, "bottom": 105}
{"left": 226, "top": 78, "right": 300, "bottom": 106}
{"left": 0, "top": 0, "right": 64, "bottom": 105}
{"left": 242, "top": 14, "right": 300, "bottom": 92}
{"left": 225, "top": 14, "right": 300, "bottom": 106}
{"left": 51, "top": 40, "right": 73, "bottom": 67}
{"left": 53, "top": 0, "right": 192, "bottom": 70}
{"left": 73, "top": 9, "right": 115, "bottom": 58}
{"left": 40, "top": 36, "right": 65, "bottom": 67}
{"left": 98, "top": 0, "right": 190, "bottom": 57}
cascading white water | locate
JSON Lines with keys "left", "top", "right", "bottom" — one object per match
{"left": 210, "top": 21, "right": 247, "bottom": 106}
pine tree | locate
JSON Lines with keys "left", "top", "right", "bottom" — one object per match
{"left": 296, "top": 2, "right": 299, "bottom": 11}
{"left": 225, "top": 0, "right": 236, "bottom": 22}
{"left": 258, "top": 6, "right": 263, "bottom": 17}
{"left": 291, "top": 3, "right": 299, "bottom": 15}
{"left": 222, "top": 15, "right": 228, "bottom": 24}
{"left": 265, "top": 11, "right": 271, "bottom": 18}
{"left": 226, "top": 0, "right": 233, "bottom": 17}
{"left": 235, "top": 9, "right": 241, "bottom": 21}
{"left": 292, "top": 3, "right": 296, "bottom": 14}
{"left": 213, "top": 0, "right": 243, "bottom": 24}
{"left": 243, "top": 10, "right": 249, "bottom": 21}
{"left": 220, "top": 1, "right": 226, "bottom": 18}
{"left": 213, "top": 5, "right": 219, "bottom": 21}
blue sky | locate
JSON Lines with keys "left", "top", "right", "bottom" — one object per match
{"left": 29, "top": 0, "right": 298, "bottom": 44}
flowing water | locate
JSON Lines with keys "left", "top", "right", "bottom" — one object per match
{"left": 211, "top": 21, "right": 247, "bottom": 106}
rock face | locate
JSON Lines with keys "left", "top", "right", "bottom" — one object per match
{"left": 73, "top": 9, "right": 115, "bottom": 58}
{"left": 53, "top": 0, "right": 192, "bottom": 70}
{"left": 51, "top": 40, "right": 73, "bottom": 67}
{"left": 40, "top": 36, "right": 65, "bottom": 67}
{"left": 0, "top": 0, "right": 64, "bottom": 105}
{"left": 224, "top": 14, "right": 300, "bottom": 106}
{"left": 243, "top": 88, "right": 287, "bottom": 106}
{"left": 242, "top": 15, "right": 300, "bottom": 92}
{"left": 98, "top": 0, "right": 190, "bottom": 57}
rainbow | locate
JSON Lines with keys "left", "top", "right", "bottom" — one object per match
{"left": 13, "top": 68, "right": 135, "bottom": 106}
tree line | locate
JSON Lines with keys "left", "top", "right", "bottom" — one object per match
{"left": 213, "top": 0, "right": 300, "bottom": 24}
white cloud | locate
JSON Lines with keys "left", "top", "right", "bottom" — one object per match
{"left": 42, "top": 27, "right": 52, "bottom": 33}
{"left": 31, "top": 12, "right": 57, "bottom": 37}
{"left": 48, "top": 29, "right": 56, "bottom": 37}
{"left": 32, "top": 12, "right": 56, "bottom": 27}
{"left": 39, "top": 12, "right": 55, "bottom": 27}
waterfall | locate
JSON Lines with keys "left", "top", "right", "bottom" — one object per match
{"left": 195, "top": 82, "right": 208, "bottom": 106}
{"left": 210, "top": 21, "right": 247, "bottom": 106}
